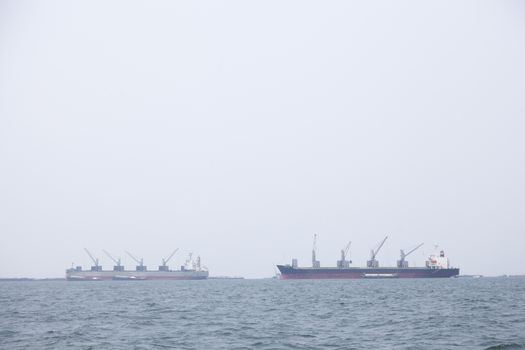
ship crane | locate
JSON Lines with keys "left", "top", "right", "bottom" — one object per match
{"left": 192, "top": 256, "right": 201, "bottom": 271}
{"left": 397, "top": 243, "right": 424, "bottom": 268}
{"left": 182, "top": 253, "right": 193, "bottom": 270}
{"left": 103, "top": 250, "right": 124, "bottom": 272}
{"left": 84, "top": 248, "right": 102, "bottom": 271}
{"left": 311, "top": 234, "right": 320, "bottom": 268}
{"left": 337, "top": 241, "right": 352, "bottom": 268}
{"left": 366, "top": 236, "right": 388, "bottom": 268}
{"left": 125, "top": 251, "right": 147, "bottom": 272}
{"left": 159, "top": 248, "right": 179, "bottom": 271}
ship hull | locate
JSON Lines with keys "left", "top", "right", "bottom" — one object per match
{"left": 66, "top": 270, "right": 209, "bottom": 281}
{"left": 277, "top": 265, "right": 459, "bottom": 279}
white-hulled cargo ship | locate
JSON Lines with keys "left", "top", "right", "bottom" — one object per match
{"left": 66, "top": 249, "right": 208, "bottom": 281}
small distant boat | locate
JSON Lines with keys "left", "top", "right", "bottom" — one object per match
{"left": 454, "top": 275, "right": 483, "bottom": 278}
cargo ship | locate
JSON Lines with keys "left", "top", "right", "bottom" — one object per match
{"left": 277, "top": 235, "right": 459, "bottom": 279}
{"left": 66, "top": 249, "right": 208, "bottom": 281}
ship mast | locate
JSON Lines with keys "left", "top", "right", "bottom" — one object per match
{"left": 311, "top": 234, "right": 320, "bottom": 268}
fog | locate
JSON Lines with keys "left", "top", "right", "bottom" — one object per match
{"left": 1, "top": 1, "right": 524, "bottom": 278}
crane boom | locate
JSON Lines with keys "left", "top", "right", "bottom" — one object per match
{"left": 125, "top": 251, "right": 142, "bottom": 265}
{"left": 84, "top": 248, "right": 99, "bottom": 266}
{"left": 398, "top": 242, "right": 424, "bottom": 268}
{"left": 344, "top": 241, "right": 352, "bottom": 256}
{"left": 162, "top": 248, "right": 179, "bottom": 265}
{"left": 404, "top": 243, "right": 424, "bottom": 258}
{"left": 103, "top": 250, "right": 120, "bottom": 265}
{"left": 372, "top": 236, "right": 388, "bottom": 259}
{"left": 185, "top": 253, "right": 193, "bottom": 267}
{"left": 339, "top": 240, "right": 352, "bottom": 268}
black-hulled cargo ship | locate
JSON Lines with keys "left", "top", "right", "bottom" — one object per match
{"left": 277, "top": 236, "right": 460, "bottom": 279}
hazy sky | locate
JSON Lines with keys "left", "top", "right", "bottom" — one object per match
{"left": 1, "top": 1, "right": 524, "bottom": 278}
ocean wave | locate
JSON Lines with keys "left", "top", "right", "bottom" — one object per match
{"left": 484, "top": 344, "right": 525, "bottom": 350}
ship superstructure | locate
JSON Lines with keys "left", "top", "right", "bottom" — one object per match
{"left": 66, "top": 249, "right": 209, "bottom": 281}
{"left": 277, "top": 236, "right": 459, "bottom": 279}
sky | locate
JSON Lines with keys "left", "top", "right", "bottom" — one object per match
{"left": 1, "top": 1, "right": 524, "bottom": 278}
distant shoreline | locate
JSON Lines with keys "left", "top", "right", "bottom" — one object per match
{"left": 1, "top": 275, "right": 525, "bottom": 281}
{"left": 0, "top": 278, "right": 65, "bottom": 281}
{"left": 0, "top": 276, "right": 245, "bottom": 281}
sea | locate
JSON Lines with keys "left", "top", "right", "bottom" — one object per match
{"left": 1, "top": 277, "right": 524, "bottom": 349}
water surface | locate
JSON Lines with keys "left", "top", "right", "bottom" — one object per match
{"left": 1, "top": 278, "right": 524, "bottom": 349}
